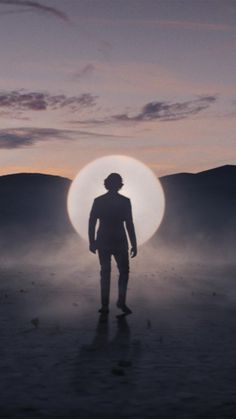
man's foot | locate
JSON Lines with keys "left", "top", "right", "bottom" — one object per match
{"left": 116, "top": 301, "right": 132, "bottom": 314}
{"left": 98, "top": 306, "right": 109, "bottom": 314}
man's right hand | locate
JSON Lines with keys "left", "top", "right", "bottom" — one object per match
{"left": 89, "top": 243, "right": 97, "bottom": 254}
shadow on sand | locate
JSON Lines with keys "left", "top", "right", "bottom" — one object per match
{"left": 74, "top": 314, "right": 142, "bottom": 399}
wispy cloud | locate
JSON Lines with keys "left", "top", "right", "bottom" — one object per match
{"left": 0, "top": 127, "right": 78, "bottom": 149}
{"left": 114, "top": 96, "right": 217, "bottom": 122}
{"left": 0, "top": 127, "right": 121, "bottom": 149}
{"left": 72, "top": 64, "right": 96, "bottom": 81}
{"left": 70, "top": 95, "right": 217, "bottom": 125}
{"left": 0, "top": 90, "right": 97, "bottom": 114}
{"left": 85, "top": 17, "right": 233, "bottom": 32}
{"left": 0, "top": 0, "right": 70, "bottom": 22}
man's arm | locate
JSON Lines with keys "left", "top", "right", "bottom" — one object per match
{"left": 125, "top": 199, "right": 137, "bottom": 258}
{"left": 88, "top": 200, "right": 98, "bottom": 254}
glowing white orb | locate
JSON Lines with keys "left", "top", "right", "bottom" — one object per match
{"left": 67, "top": 155, "right": 165, "bottom": 246}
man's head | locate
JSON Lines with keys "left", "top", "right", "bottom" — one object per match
{"left": 104, "top": 173, "right": 123, "bottom": 192}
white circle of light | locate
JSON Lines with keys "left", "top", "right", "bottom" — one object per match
{"left": 67, "top": 155, "right": 165, "bottom": 246}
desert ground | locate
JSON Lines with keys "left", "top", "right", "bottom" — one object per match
{"left": 0, "top": 239, "right": 236, "bottom": 419}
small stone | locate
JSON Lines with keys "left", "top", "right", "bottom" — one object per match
{"left": 31, "top": 318, "right": 39, "bottom": 328}
{"left": 147, "top": 319, "right": 151, "bottom": 329}
{"left": 111, "top": 367, "right": 125, "bottom": 376}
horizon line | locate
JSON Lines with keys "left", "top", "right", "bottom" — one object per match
{"left": 0, "top": 163, "right": 235, "bottom": 180}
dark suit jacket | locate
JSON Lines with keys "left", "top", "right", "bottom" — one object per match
{"left": 89, "top": 192, "right": 137, "bottom": 250}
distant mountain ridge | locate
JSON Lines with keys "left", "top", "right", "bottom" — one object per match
{"left": 157, "top": 165, "right": 236, "bottom": 255}
{"left": 0, "top": 173, "right": 73, "bottom": 244}
{"left": 161, "top": 164, "right": 236, "bottom": 184}
{"left": 0, "top": 165, "right": 235, "bottom": 255}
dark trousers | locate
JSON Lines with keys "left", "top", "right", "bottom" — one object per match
{"left": 98, "top": 247, "right": 129, "bottom": 307}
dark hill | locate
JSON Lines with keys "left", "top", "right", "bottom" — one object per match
{"left": 157, "top": 165, "right": 236, "bottom": 255}
{"left": 0, "top": 173, "right": 73, "bottom": 245}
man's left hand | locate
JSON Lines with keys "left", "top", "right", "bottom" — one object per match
{"left": 130, "top": 246, "right": 137, "bottom": 258}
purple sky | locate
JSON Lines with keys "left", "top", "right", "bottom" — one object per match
{"left": 0, "top": 0, "right": 235, "bottom": 178}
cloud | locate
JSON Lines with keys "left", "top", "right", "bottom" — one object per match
{"left": 70, "top": 95, "right": 217, "bottom": 125}
{"left": 84, "top": 17, "right": 233, "bottom": 33}
{"left": 113, "top": 96, "right": 217, "bottom": 123}
{"left": 0, "top": 128, "right": 71, "bottom": 149}
{"left": 0, "top": 90, "right": 97, "bottom": 113}
{"left": 0, "top": 127, "right": 121, "bottom": 149}
{"left": 0, "top": 0, "right": 70, "bottom": 22}
{"left": 73, "top": 64, "right": 96, "bottom": 81}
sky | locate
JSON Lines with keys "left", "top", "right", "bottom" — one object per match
{"left": 0, "top": 0, "right": 236, "bottom": 179}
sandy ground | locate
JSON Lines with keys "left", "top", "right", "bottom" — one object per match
{"left": 1, "top": 244, "right": 236, "bottom": 419}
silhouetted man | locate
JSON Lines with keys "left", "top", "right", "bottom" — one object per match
{"left": 89, "top": 173, "right": 137, "bottom": 314}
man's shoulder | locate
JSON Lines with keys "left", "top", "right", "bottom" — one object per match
{"left": 92, "top": 194, "right": 108, "bottom": 207}
{"left": 94, "top": 193, "right": 107, "bottom": 202}
{"left": 119, "top": 194, "right": 130, "bottom": 204}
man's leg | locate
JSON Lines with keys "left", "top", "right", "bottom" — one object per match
{"left": 98, "top": 249, "right": 112, "bottom": 311}
{"left": 113, "top": 248, "right": 130, "bottom": 310}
